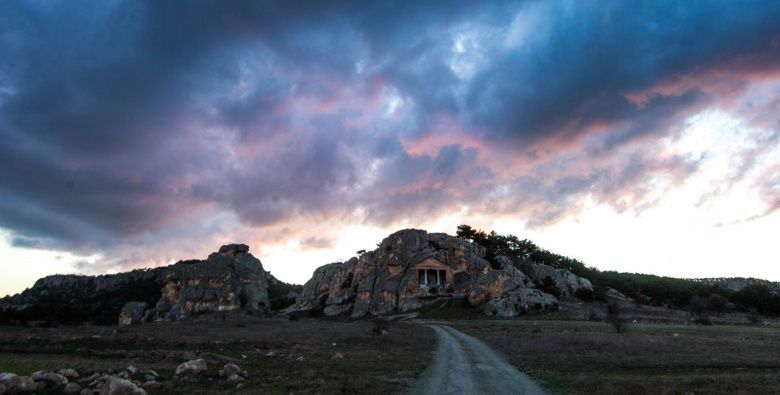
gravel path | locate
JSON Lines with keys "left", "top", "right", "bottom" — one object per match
{"left": 409, "top": 324, "right": 547, "bottom": 395}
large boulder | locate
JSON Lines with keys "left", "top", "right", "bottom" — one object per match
{"left": 290, "top": 229, "right": 562, "bottom": 318}
{"left": 118, "top": 302, "right": 147, "bottom": 326}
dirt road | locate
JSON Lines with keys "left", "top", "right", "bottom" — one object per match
{"left": 409, "top": 324, "right": 547, "bottom": 395}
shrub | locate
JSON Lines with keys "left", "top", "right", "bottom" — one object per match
{"left": 606, "top": 302, "right": 626, "bottom": 333}
{"left": 576, "top": 288, "right": 595, "bottom": 302}
{"left": 538, "top": 276, "right": 561, "bottom": 297}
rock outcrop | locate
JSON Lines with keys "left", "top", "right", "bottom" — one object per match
{"left": 525, "top": 263, "right": 593, "bottom": 296}
{"left": 290, "top": 229, "right": 591, "bottom": 318}
{"left": 1, "top": 244, "right": 277, "bottom": 325}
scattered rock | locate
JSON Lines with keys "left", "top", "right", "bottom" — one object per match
{"left": 125, "top": 366, "right": 138, "bottom": 376}
{"left": 332, "top": 352, "right": 344, "bottom": 360}
{"left": 65, "top": 382, "right": 82, "bottom": 394}
{"left": 83, "top": 373, "right": 100, "bottom": 383}
{"left": 175, "top": 359, "right": 207, "bottom": 378}
{"left": 0, "top": 373, "right": 37, "bottom": 393}
{"left": 59, "top": 369, "right": 80, "bottom": 379}
{"left": 265, "top": 351, "right": 275, "bottom": 357}
{"left": 236, "top": 383, "right": 245, "bottom": 390}
{"left": 295, "top": 356, "right": 304, "bottom": 362}
{"left": 226, "top": 374, "right": 244, "bottom": 384}
{"left": 141, "top": 381, "right": 159, "bottom": 389}
{"left": 100, "top": 376, "right": 147, "bottom": 395}
{"left": 220, "top": 363, "right": 241, "bottom": 378}
{"left": 141, "top": 370, "right": 158, "bottom": 382}
{"left": 42, "top": 372, "right": 69, "bottom": 385}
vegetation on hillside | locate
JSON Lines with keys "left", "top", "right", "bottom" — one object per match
{"left": 455, "top": 224, "right": 780, "bottom": 316}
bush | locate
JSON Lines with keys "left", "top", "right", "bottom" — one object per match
{"left": 746, "top": 309, "right": 764, "bottom": 325}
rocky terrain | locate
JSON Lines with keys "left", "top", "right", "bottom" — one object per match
{"left": 0, "top": 244, "right": 297, "bottom": 326}
{"left": 0, "top": 359, "right": 248, "bottom": 395}
{"left": 290, "top": 229, "right": 593, "bottom": 318}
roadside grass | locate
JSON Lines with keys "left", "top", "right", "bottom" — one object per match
{"left": 0, "top": 313, "right": 434, "bottom": 394}
{"left": 447, "top": 319, "right": 780, "bottom": 395}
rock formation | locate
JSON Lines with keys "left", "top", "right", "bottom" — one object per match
{"left": 1, "top": 244, "right": 278, "bottom": 325}
{"left": 152, "top": 243, "right": 270, "bottom": 320}
{"left": 291, "top": 229, "right": 593, "bottom": 318}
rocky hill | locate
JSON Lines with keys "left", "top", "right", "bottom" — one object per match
{"left": 0, "top": 244, "right": 298, "bottom": 326}
{"left": 290, "top": 229, "right": 593, "bottom": 318}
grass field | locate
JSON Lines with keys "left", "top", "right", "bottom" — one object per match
{"left": 0, "top": 312, "right": 434, "bottom": 394}
{"left": 447, "top": 318, "right": 780, "bottom": 395}
{"left": 1, "top": 305, "right": 778, "bottom": 394}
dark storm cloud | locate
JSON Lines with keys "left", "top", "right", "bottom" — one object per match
{"left": 1, "top": 0, "right": 779, "bottom": 254}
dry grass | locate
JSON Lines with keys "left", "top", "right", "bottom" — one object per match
{"left": 448, "top": 318, "right": 780, "bottom": 395}
{"left": 0, "top": 312, "right": 434, "bottom": 394}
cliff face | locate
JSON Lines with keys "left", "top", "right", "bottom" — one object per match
{"left": 292, "top": 229, "right": 593, "bottom": 318}
{"left": 1, "top": 244, "right": 274, "bottom": 325}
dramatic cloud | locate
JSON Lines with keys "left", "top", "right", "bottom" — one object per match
{"left": 1, "top": 1, "right": 780, "bottom": 290}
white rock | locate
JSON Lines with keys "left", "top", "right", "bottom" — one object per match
{"left": 125, "top": 366, "right": 139, "bottom": 376}
{"left": 175, "top": 359, "right": 207, "bottom": 377}
{"left": 100, "top": 376, "right": 147, "bottom": 395}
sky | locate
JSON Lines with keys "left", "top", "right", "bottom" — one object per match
{"left": 1, "top": 1, "right": 780, "bottom": 296}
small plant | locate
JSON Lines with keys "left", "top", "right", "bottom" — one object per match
{"left": 606, "top": 302, "right": 627, "bottom": 333}
{"left": 371, "top": 317, "right": 390, "bottom": 336}
{"left": 746, "top": 309, "right": 764, "bottom": 325}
